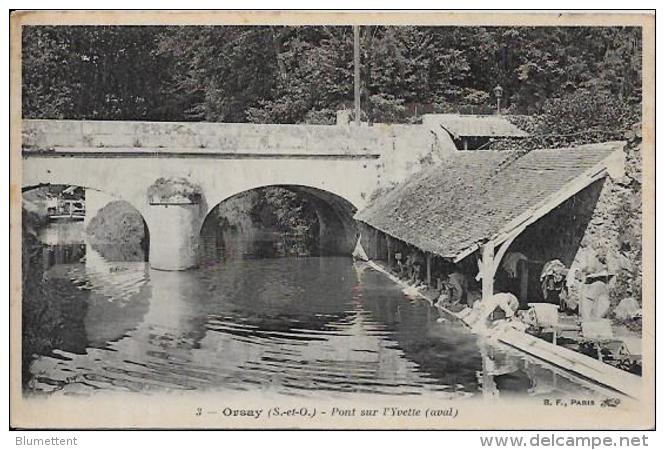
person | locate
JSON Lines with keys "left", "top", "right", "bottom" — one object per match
{"left": 540, "top": 259, "right": 569, "bottom": 311}
{"left": 502, "top": 252, "right": 528, "bottom": 278}
{"left": 402, "top": 253, "right": 413, "bottom": 280}
{"left": 409, "top": 251, "right": 424, "bottom": 284}
{"left": 442, "top": 271, "right": 468, "bottom": 304}
{"left": 394, "top": 252, "right": 403, "bottom": 276}
{"left": 435, "top": 270, "right": 471, "bottom": 313}
{"left": 464, "top": 292, "right": 520, "bottom": 332}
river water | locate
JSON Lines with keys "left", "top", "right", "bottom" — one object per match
{"left": 25, "top": 222, "right": 610, "bottom": 400}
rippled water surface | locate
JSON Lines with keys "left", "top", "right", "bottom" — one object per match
{"left": 27, "top": 223, "right": 608, "bottom": 399}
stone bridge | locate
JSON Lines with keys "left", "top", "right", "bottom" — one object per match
{"left": 22, "top": 119, "right": 455, "bottom": 270}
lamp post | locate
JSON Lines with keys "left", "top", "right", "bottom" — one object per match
{"left": 493, "top": 84, "right": 504, "bottom": 115}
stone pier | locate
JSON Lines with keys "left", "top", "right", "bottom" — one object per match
{"left": 145, "top": 178, "right": 204, "bottom": 271}
{"left": 146, "top": 204, "right": 201, "bottom": 271}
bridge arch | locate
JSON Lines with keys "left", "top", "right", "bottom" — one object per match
{"left": 199, "top": 184, "right": 359, "bottom": 263}
{"left": 23, "top": 153, "right": 376, "bottom": 270}
{"left": 22, "top": 183, "right": 151, "bottom": 263}
{"left": 200, "top": 178, "right": 365, "bottom": 220}
{"left": 22, "top": 182, "right": 145, "bottom": 226}
{"left": 21, "top": 170, "right": 148, "bottom": 218}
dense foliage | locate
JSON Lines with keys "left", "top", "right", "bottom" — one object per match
{"left": 23, "top": 25, "right": 642, "bottom": 128}
{"left": 86, "top": 201, "right": 149, "bottom": 262}
{"left": 249, "top": 187, "right": 321, "bottom": 256}
{"left": 21, "top": 209, "right": 88, "bottom": 386}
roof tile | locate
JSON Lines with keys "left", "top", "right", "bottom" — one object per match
{"left": 355, "top": 142, "right": 623, "bottom": 259}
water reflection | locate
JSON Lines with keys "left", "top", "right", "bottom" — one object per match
{"left": 25, "top": 223, "right": 609, "bottom": 399}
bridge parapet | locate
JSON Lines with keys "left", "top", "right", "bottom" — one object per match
{"left": 23, "top": 119, "right": 454, "bottom": 157}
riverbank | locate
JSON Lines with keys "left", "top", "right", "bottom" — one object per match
{"left": 21, "top": 208, "right": 90, "bottom": 387}
{"left": 364, "top": 259, "right": 642, "bottom": 399}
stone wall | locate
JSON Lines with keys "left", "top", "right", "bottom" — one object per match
{"left": 567, "top": 137, "right": 643, "bottom": 328}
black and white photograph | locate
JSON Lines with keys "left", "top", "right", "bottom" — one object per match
{"left": 9, "top": 10, "right": 655, "bottom": 430}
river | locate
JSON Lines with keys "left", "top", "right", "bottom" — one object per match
{"left": 24, "top": 222, "right": 611, "bottom": 400}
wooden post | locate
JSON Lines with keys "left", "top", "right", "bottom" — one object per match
{"left": 479, "top": 342, "right": 499, "bottom": 400}
{"left": 426, "top": 253, "right": 432, "bottom": 286}
{"left": 482, "top": 242, "right": 495, "bottom": 301}
{"left": 386, "top": 236, "right": 392, "bottom": 264}
{"left": 519, "top": 260, "right": 529, "bottom": 308}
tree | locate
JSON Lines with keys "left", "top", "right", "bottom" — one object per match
{"left": 155, "top": 26, "right": 283, "bottom": 122}
{"left": 22, "top": 25, "right": 643, "bottom": 124}
{"left": 22, "top": 26, "right": 171, "bottom": 120}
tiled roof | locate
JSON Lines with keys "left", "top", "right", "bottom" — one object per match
{"left": 425, "top": 114, "right": 529, "bottom": 138}
{"left": 355, "top": 142, "right": 624, "bottom": 259}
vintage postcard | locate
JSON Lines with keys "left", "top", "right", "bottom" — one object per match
{"left": 9, "top": 10, "right": 655, "bottom": 430}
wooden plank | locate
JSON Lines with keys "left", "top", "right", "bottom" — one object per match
{"left": 492, "top": 231, "right": 521, "bottom": 276}
{"left": 452, "top": 243, "right": 479, "bottom": 263}
{"left": 495, "top": 327, "right": 642, "bottom": 399}
{"left": 367, "top": 257, "right": 639, "bottom": 399}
